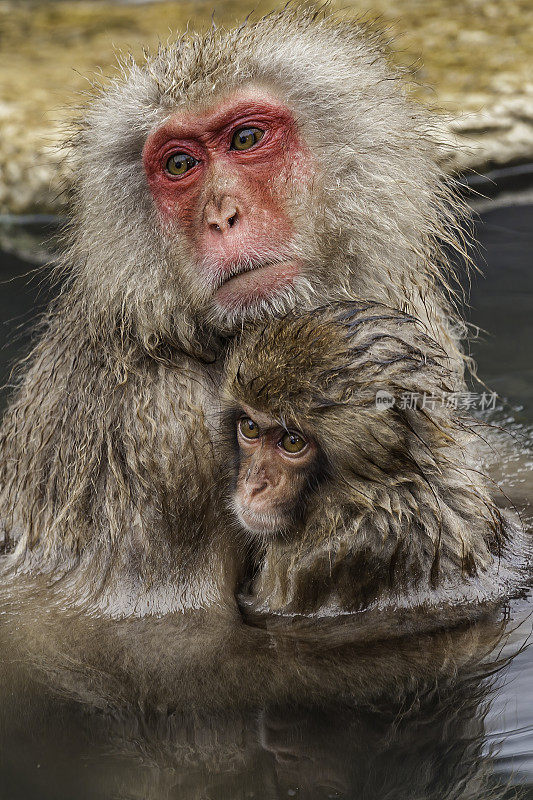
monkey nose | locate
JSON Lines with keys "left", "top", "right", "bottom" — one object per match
{"left": 205, "top": 198, "right": 239, "bottom": 234}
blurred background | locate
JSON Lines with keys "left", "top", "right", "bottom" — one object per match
{"left": 0, "top": 0, "right": 532, "bottom": 215}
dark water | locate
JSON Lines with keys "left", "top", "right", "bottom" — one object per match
{"left": 0, "top": 188, "right": 532, "bottom": 799}
{"left": 462, "top": 193, "right": 533, "bottom": 796}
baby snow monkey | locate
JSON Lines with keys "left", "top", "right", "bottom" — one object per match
{"left": 223, "top": 302, "right": 521, "bottom": 616}
{"left": 231, "top": 406, "right": 320, "bottom": 537}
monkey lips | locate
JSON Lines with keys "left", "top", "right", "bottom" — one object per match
{"left": 213, "top": 260, "right": 300, "bottom": 312}
{"left": 233, "top": 501, "right": 289, "bottom": 536}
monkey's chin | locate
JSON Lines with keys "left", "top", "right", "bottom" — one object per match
{"left": 213, "top": 261, "right": 299, "bottom": 316}
{"left": 235, "top": 505, "right": 288, "bottom": 537}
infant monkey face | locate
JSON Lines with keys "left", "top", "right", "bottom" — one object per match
{"left": 232, "top": 405, "right": 317, "bottom": 536}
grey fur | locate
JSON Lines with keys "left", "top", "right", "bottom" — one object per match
{"left": 0, "top": 8, "right": 477, "bottom": 617}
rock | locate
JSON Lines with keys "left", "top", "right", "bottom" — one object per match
{"left": 446, "top": 95, "right": 533, "bottom": 171}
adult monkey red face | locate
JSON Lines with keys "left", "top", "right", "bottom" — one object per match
{"left": 61, "top": 8, "right": 467, "bottom": 356}
{"left": 143, "top": 89, "right": 312, "bottom": 325}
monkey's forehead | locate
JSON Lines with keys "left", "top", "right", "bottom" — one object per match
{"left": 144, "top": 13, "right": 385, "bottom": 98}
{"left": 82, "top": 10, "right": 404, "bottom": 151}
{"left": 230, "top": 302, "right": 439, "bottom": 372}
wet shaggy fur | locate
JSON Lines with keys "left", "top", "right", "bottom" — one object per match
{"left": 0, "top": 8, "right": 474, "bottom": 616}
{"left": 224, "top": 302, "right": 521, "bottom": 615}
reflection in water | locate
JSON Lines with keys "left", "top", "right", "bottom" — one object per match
{"left": 260, "top": 690, "right": 501, "bottom": 800}
{"left": 0, "top": 190, "right": 532, "bottom": 798}
{"left": 0, "top": 599, "right": 526, "bottom": 800}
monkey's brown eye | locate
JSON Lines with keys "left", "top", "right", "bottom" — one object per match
{"left": 280, "top": 432, "right": 307, "bottom": 454}
{"left": 238, "top": 417, "right": 260, "bottom": 440}
{"left": 231, "top": 127, "right": 264, "bottom": 151}
{"left": 165, "top": 153, "right": 198, "bottom": 176}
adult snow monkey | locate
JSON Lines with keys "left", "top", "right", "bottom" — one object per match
{"left": 0, "top": 8, "right": 472, "bottom": 617}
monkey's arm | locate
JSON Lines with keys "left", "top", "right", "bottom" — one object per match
{"left": 245, "top": 475, "right": 522, "bottom": 618}
{"left": 0, "top": 304, "right": 240, "bottom": 616}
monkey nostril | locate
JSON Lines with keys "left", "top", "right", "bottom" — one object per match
{"left": 205, "top": 198, "right": 239, "bottom": 233}
{"left": 208, "top": 214, "right": 237, "bottom": 234}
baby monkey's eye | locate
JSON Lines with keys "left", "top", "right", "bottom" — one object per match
{"left": 238, "top": 417, "right": 260, "bottom": 440}
{"left": 280, "top": 431, "right": 307, "bottom": 454}
{"left": 231, "top": 127, "right": 264, "bottom": 151}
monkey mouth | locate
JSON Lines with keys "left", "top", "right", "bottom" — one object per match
{"left": 234, "top": 503, "right": 289, "bottom": 536}
{"left": 214, "top": 261, "right": 299, "bottom": 309}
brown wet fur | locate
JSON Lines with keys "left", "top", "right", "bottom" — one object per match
{"left": 224, "top": 301, "right": 525, "bottom": 617}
